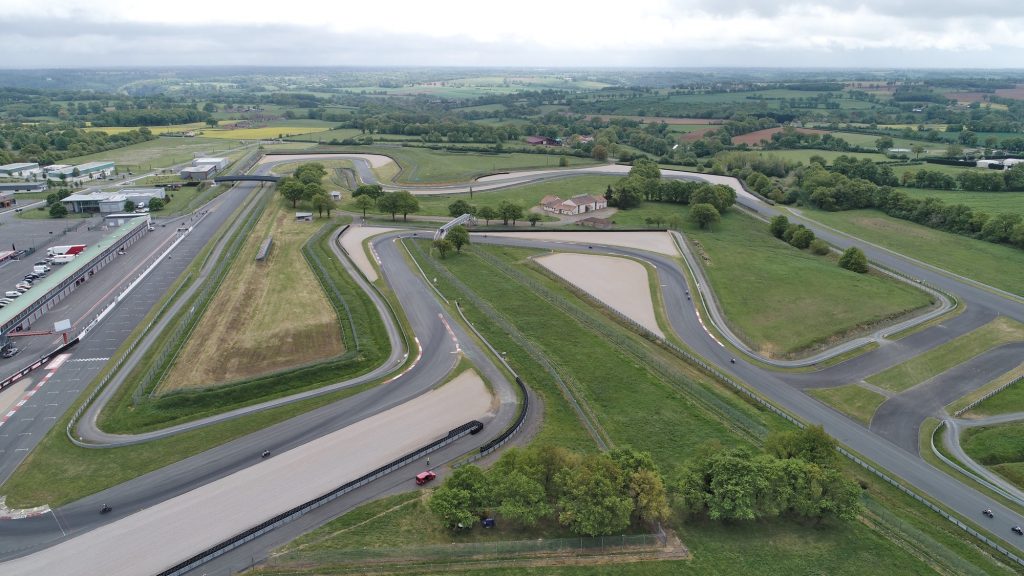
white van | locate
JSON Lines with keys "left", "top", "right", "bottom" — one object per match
{"left": 4, "top": 291, "right": 21, "bottom": 298}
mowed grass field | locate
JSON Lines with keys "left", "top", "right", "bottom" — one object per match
{"left": 319, "top": 146, "right": 601, "bottom": 184}
{"left": 898, "top": 188, "right": 1024, "bottom": 216}
{"left": 613, "top": 204, "right": 933, "bottom": 358}
{"left": 87, "top": 120, "right": 337, "bottom": 140}
{"left": 961, "top": 363, "right": 1024, "bottom": 418}
{"left": 809, "top": 384, "right": 888, "bottom": 425}
{"left": 866, "top": 317, "right": 1024, "bottom": 392}
{"left": 797, "top": 207, "right": 1024, "bottom": 296}
{"left": 158, "top": 199, "right": 343, "bottom": 391}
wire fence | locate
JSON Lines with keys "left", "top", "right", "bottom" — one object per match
{"left": 268, "top": 531, "right": 667, "bottom": 568}
{"left": 404, "top": 238, "right": 610, "bottom": 450}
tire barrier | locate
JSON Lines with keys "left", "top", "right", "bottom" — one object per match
{"left": 156, "top": 419, "right": 484, "bottom": 576}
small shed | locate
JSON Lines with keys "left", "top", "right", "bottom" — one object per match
{"left": 296, "top": 212, "right": 313, "bottom": 222}
{"left": 330, "top": 190, "right": 342, "bottom": 201}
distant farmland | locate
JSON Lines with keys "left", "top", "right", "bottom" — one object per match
{"left": 731, "top": 127, "right": 828, "bottom": 146}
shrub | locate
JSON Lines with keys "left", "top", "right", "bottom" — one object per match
{"left": 789, "top": 227, "right": 815, "bottom": 249}
{"left": 838, "top": 247, "right": 869, "bottom": 273}
{"left": 809, "top": 239, "right": 831, "bottom": 255}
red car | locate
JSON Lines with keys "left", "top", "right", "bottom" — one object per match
{"left": 415, "top": 470, "right": 436, "bottom": 485}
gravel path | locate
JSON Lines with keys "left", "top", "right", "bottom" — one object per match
{"left": 339, "top": 225, "right": 399, "bottom": 282}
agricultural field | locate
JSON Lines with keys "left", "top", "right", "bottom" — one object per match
{"left": 898, "top": 188, "right": 1024, "bottom": 215}
{"left": 826, "top": 131, "right": 943, "bottom": 152}
{"left": 86, "top": 120, "right": 337, "bottom": 141}
{"left": 796, "top": 207, "right": 1024, "bottom": 295}
{"left": 611, "top": 204, "right": 933, "bottom": 358}
{"left": 158, "top": 199, "right": 344, "bottom": 391}
{"left": 762, "top": 149, "right": 888, "bottom": 164}
{"left": 302, "top": 127, "right": 418, "bottom": 142}
{"left": 60, "top": 137, "right": 250, "bottom": 173}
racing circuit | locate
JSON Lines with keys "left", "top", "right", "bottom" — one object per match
{"left": 0, "top": 153, "right": 1023, "bottom": 575}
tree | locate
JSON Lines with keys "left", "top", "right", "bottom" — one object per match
{"left": 49, "top": 202, "right": 68, "bottom": 218}
{"left": 838, "top": 246, "right": 869, "bottom": 273}
{"left": 555, "top": 455, "right": 632, "bottom": 536}
{"left": 874, "top": 136, "right": 894, "bottom": 152}
{"left": 559, "top": 155, "right": 569, "bottom": 167}
{"left": 527, "top": 213, "right": 542, "bottom": 227}
{"left": 202, "top": 102, "right": 217, "bottom": 113}
{"left": 377, "top": 192, "right": 400, "bottom": 220}
{"left": 294, "top": 162, "right": 327, "bottom": 185}
{"left": 945, "top": 143, "right": 964, "bottom": 158}
{"left": 628, "top": 158, "right": 661, "bottom": 181}
{"left": 769, "top": 215, "right": 789, "bottom": 238}
{"left": 689, "top": 203, "right": 720, "bottom": 230}
{"left": 493, "top": 470, "right": 550, "bottom": 527}
{"left": 279, "top": 177, "right": 306, "bottom": 208}
{"left": 911, "top": 144, "right": 926, "bottom": 159}
{"left": 205, "top": 118, "right": 219, "bottom": 127}
{"left": 766, "top": 425, "right": 839, "bottom": 468}
{"left": 124, "top": 199, "right": 136, "bottom": 212}
{"left": 148, "top": 197, "right": 165, "bottom": 211}
{"left": 592, "top": 144, "right": 608, "bottom": 161}
{"left": 448, "top": 199, "right": 476, "bottom": 217}
{"left": 311, "top": 193, "right": 331, "bottom": 217}
{"left": 789, "top": 227, "right": 815, "bottom": 249}
{"left": 392, "top": 190, "right": 419, "bottom": 221}
{"left": 304, "top": 182, "right": 325, "bottom": 203}
{"left": 71, "top": 167, "right": 80, "bottom": 178}
{"left": 477, "top": 206, "right": 496, "bottom": 225}
{"left": 353, "top": 184, "right": 384, "bottom": 201}
{"left": 497, "top": 200, "right": 523, "bottom": 226}
{"left": 354, "top": 194, "right": 375, "bottom": 217}
{"left": 429, "top": 485, "right": 476, "bottom": 529}
{"left": 447, "top": 225, "right": 470, "bottom": 252}
{"left": 433, "top": 238, "right": 453, "bottom": 258}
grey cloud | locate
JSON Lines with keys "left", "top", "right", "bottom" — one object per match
{"left": 1, "top": 17, "right": 1023, "bottom": 69}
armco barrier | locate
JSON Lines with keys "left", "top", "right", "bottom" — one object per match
{"left": 954, "top": 375, "right": 1024, "bottom": 418}
{"left": 156, "top": 419, "right": 484, "bottom": 576}
{"left": 0, "top": 337, "right": 80, "bottom": 393}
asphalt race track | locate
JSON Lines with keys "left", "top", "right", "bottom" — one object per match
{"left": 1, "top": 157, "right": 1024, "bottom": 574}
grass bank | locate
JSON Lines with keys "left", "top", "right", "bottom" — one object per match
{"left": 796, "top": 207, "right": 1024, "bottom": 296}
{"left": 866, "top": 317, "right": 1024, "bottom": 392}
{"left": 809, "top": 384, "right": 888, "bottom": 425}
{"left": 615, "top": 203, "right": 933, "bottom": 358}
{"left": 955, "top": 363, "right": 1024, "bottom": 418}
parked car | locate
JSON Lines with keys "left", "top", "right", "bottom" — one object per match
{"left": 0, "top": 298, "right": 13, "bottom": 305}
{"left": 1, "top": 347, "right": 19, "bottom": 359}
{"left": 4, "top": 291, "right": 21, "bottom": 298}
{"left": 415, "top": 471, "right": 437, "bottom": 485}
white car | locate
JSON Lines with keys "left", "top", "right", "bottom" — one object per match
{"left": 4, "top": 291, "right": 21, "bottom": 298}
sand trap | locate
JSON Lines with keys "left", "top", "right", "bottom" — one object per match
{"left": 537, "top": 253, "right": 664, "bottom": 338}
{"left": 257, "top": 153, "right": 396, "bottom": 169}
{"left": 340, "top": 226, "right": 399, "bottom": 282}
{"left": 483, "top": 231, "right": 679, "bottom": 257}
{"left": 1, "top": 370, "right": 493, "bottom": 576}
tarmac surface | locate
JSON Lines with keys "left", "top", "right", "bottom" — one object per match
{"left": 1, "top": 158, "right": 1023, "bottom": 573}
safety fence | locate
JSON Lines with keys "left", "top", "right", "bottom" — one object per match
{"left": 0, "top": 337, "right": 80, "bottom": 394}
{"left": 267, "top": 531, "right": 667, "bottom": 569}
{"left": 404, "top": 238, "right": 609, "bottom": 450}
{"left": 132, "top": 187, "right": 270, "bottom": 402}
{"left": 452, "top": 299, "right": 529, "bottom": 461}
{"left": 155, "top": 420, "right": 485, "bottom": 576}
{"left": 472, "top": 245, "right": 770, "bottom": 441}
{"left": 66, "top": 272, "right": 192, "bottom": 446}
{"left": 304, "top": 223, "right": 359, "bottom": 352}
{"left": 953, "top": 374, "right": 1024, "bottom": 418}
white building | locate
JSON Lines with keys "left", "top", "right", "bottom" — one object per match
{"left": 62, "top": 188, "right": 166, "bottom": 214}
{"left": 540, "top": 194, "right": 608, "bottom": 215}
{"left": 193, "top": 157, "right": 228, "bottom": 171}
{"left": 180, "top": 165, "right": 217, "bottom": 181}
{"left": 0, "top": 162, "right": 41, "bottom": 178}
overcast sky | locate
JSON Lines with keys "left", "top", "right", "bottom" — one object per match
{"left": 2, "top": 0, "right": 1024, "bottom": 68}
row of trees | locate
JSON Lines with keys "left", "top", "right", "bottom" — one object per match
{"left": 277, "top": 163, "right": 337, "bottom": 217}
{"left": 446, "top": 198, "right": 540, "bottom": 227}
{"left": 0, "top": 123, "right": 155, "bottom": 166}
{"left": 769, "top": 215, "right": 868, "bottom": 272}
{"left": 678, "top": 426, "right": 861, "bottom": 522}
{"left": 795, "top": 164, "right": 1024, "bottom": 250}
{"left": 432, "top": 225, "right": 469, "bottom": 258}
{"left": 429, "top": 446, "right": 670, "bottom": 536}
{"left": 351, "top": 184, "right": 421, "bottom": 221}
{"left": 900, "top": 165, "right": 1024, "bottom": 192}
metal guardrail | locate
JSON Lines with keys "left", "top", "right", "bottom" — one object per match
{"left": 954, "top": 375, "right": 1024, "bottom": 418}
{"left": 156, "top": 419, "right": 485, "bottom": 576}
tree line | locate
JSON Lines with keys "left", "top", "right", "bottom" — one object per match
{"left": 276, "top": 163, "right": 337, "bottom": 217}
{"left": 0, "top": 123, "right": 155, "bottom": 166}
{"left": 428, "top": 426, "right": 860, "bottom": 535}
